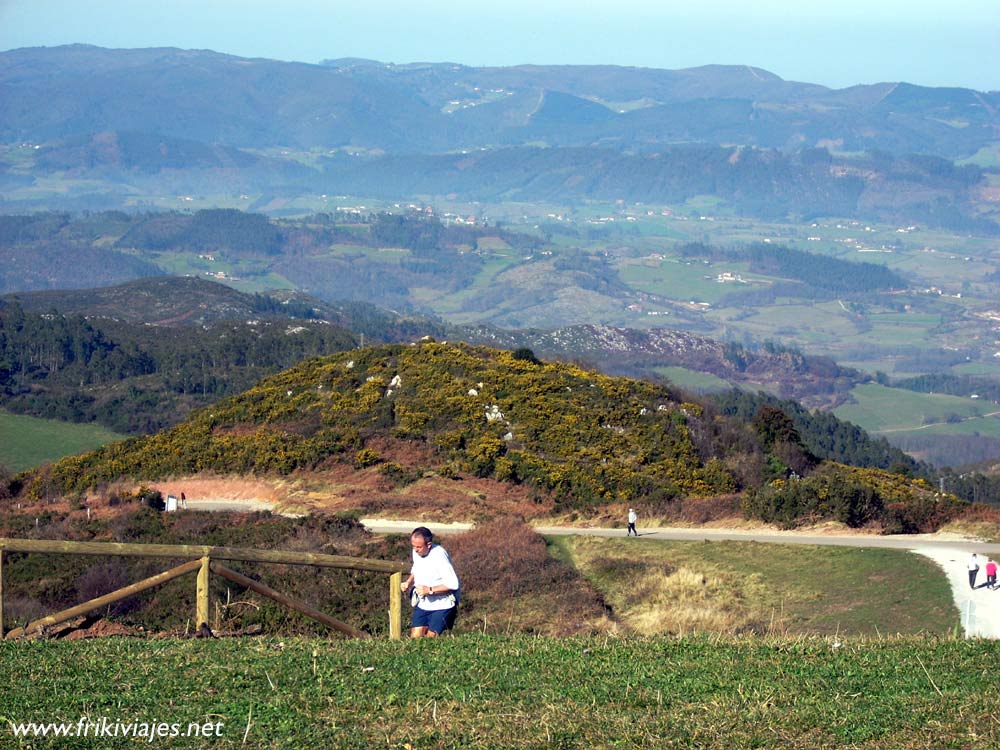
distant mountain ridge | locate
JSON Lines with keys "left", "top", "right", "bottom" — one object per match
{"left": 5, "top": 276, "right": 304, "bottom": 326}
{"left": 463, "top": 323, "right": 861, "bottom": 407}
{"left": 1, "top": 45, "right": 997, "bottom": 158}
{"left": 1, "top": 46, "right": 996, "bottom": 229}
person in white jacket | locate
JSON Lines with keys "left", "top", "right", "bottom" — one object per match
{"left": 401, "top": 526, "right": 461, "bottom": 638}
{"left": 969, "top": 552, "right": 981, "bottom": 589}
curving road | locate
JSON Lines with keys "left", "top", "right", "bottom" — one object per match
{"left": 174, "top": 505, "right": 1000, "bottom": 637}
{"left": 360, "top": 518, "right": 1000, "bottom": 639}
{"left": 361, "top": 517, "right": 1000, "bottom": 554}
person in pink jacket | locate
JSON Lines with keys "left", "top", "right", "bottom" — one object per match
{"left": 986, "top": 558, "right": 998, "bottom": 590}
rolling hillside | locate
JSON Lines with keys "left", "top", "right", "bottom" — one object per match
{"left": 1, "top": 274, "right": 870, "bottom": 436}
{"left": 16, "top": 341, "right": 957, "bottom": 532}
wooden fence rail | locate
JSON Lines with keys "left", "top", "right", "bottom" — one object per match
{"left": 0, "top": 538, "right": 407, "bottom": 641}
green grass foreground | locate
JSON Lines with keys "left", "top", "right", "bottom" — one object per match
{"left": 1, "top": 635, "right": 997, "bottom": 749}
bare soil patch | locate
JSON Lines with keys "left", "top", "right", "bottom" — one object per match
{"left": 151, "top": 477, "right": 282, "bottom": 503}
{"left": 22, "top": 616, "right": 146, "bottom": 641}
{"left": 147, "top": 465, "right": 551, "bottom": 522}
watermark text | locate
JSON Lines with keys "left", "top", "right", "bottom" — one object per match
{"left": 9, "top": 716, "right": 225, "bottom": 743}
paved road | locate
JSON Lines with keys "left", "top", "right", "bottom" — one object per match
{"left": 177, "top": 509, "right": 1000, "bottom": 555}
{"left": 361, "top": 517, "right": 1000, "bottom": 639}
{"left": 360, "top": 518, "right": 1000, "bottom": 554}
{"left": 176, "top": 509, "right": 1000, "bottom": 637}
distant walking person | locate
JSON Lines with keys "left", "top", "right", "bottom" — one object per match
{"left": 627, "top": 508, "right": 638, "bottom": 537}
{"left": 401, "top": 527, "right": 460, "bottom": 638}
{"left": 986, "top": 558, "right": 998, "bottom": 590}
{"left": 968, "top": 553, "right": 981, "bottom": 589}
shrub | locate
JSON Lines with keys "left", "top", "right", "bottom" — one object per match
{"left": 882, "top": 497, "right": 962, "bottom": 534}
{"left": 109, "top": 507, "right": 166, "bottom": 542}
{"left": 2, "top": 596, "right": 48, "bottom": 631}
{"left": 511, "top": 347, "right": 541, "bottom": 365}
{"left": 465, "top": 435, "right": 506, "bottom": 478}
{"left": 741, "top": 475, "right": 878, "bottom": 529}
{"left": 0, "top": 464, "right": 12, "bottom": 502}
{"left": 138, "top": 486, "right": 165, "bottom": 512}
{"left": 74, "top": 561, "right": 145, "bottom": 617}
{"left": 354, "top": 448, "right": 381, "bottom": 468}
{"left": 0, "top": 508, "right": 400, "bottom": 636}
{"left": 446, "top": 517, "right": 610, "bottom": 634}
{"left": 378, "top": 462, "right": 417, "bottom": 486}
{"left": 661, "top": 495, "right": 742, "bottom": 525}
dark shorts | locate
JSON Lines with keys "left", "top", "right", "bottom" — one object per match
{"left": 411, "top": 605, "right": 458, "bottom": 634}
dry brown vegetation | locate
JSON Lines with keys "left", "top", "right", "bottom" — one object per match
{"left": 147, "top": 469, "right": 551, "bottom": 523}
{"left": 557, "top": 535, "right": 765, "bottom": 635}
{"left": 552, "top": 533, "right": 958, "bottom": 637}
{"left": 445, "top": 517, "right": 615, "bottom": 636}
{"left": 0, "top": 504, "right": 617, "bottom": 639}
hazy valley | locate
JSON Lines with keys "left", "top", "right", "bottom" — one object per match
{"left": 2, "top": 44, "right": 1000, "bottom": 499}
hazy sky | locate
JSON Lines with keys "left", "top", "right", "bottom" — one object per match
{"left": 1, "top": 0, "right": 997, "bottom": 91}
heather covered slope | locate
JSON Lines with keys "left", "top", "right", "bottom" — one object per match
{"left": 19, "top": 341, "right": 957, "bottom": 532}
{"left": 29, "top": 341, "right": 733, "bottom": 507}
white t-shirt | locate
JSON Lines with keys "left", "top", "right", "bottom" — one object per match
{"left": 411, "top": 544, "right": 461, "bottom": 611}
{"left": 628, "top": 510, "right": 637, "bottom": 524}
{"left": 969, "top": 555, "right": 980, "bottom": 571}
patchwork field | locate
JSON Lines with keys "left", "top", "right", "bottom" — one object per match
{"left": 833, "top": 384, "right": 1000, "bottom": 436}
{"left": 549, "top": 536, "right": 957, "bottom": 637}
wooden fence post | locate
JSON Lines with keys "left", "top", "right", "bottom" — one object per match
{"left": 389, "top": 571, "right": 402, "bottom": 640}
{"left": 0, "top": 538, "right": 408, "bottom": 639}
{"left": 0, "top": 549, "right": 5, "bottom": 639}
{"left": 197, "top": 556, "right": 210, "bottom": 631}
{"left": 5, "top": 559, "right": 203, "bottom": 639}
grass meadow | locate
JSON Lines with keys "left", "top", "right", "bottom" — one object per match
{"left": 619, "top": 257, "right": 759, "bottom": 305}
{"left": 548, "top": 536, "right": 957, "bottom": 637}
{"left": 833, "top": 384, "right": 999, "bottom": 435}
{"left": 0, "top": 410, "right": 126, "bottom": 473}
{"left": 0, "top": 519, "right": 986, "bottom": 749}
{"left": 711, "top": 302, "right": 861, "bottom": 345}
{"left": 654, "top": 366, "right": 733, "bottom": 393}
{"left": 2, "top": 635, "right": 996, "bottom": 749}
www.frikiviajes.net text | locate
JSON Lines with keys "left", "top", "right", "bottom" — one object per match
{"left": 9, "top": 717, "right": 225, "bottom": 742}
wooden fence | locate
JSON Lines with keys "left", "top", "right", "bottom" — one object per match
{"left": 0, "top": 538, "right": 407, "bottom": 640}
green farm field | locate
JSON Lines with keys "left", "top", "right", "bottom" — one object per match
{"left": 0, "top": 411, "right": 127, "bottom": 473}
{"left": 619, "top": 257, "right": 763, "bottom": 305}
{"left": 718, "top": 301, "right": 859, "bottom": 337}
{"left": 953, "top": 362, "right": 1000, "bottom": 377}
{"left": 833, "top": 384, "right": 999, "bottom": 435}
{"left": 655, "top": 366, "right": 733, "bottom": 393}
{"left": 412, "top": 252, "right": 521, "bottom": 315}
{"left": 150, "top": 253, "right": 296, "bottom": 294}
